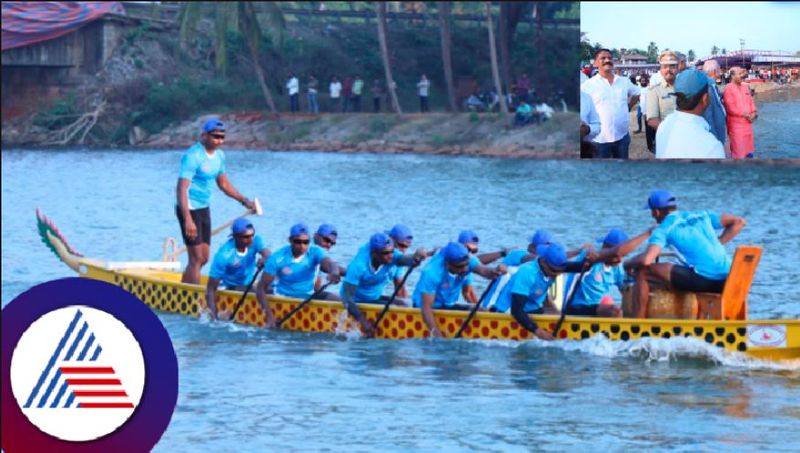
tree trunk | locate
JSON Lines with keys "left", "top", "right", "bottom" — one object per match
{"left": 486, "top": 2, "right": 509, "bottom": 121}
{"left": 438, "top": 2, "right": 457, "bottom": 112}
{"left": 498, "top": 2, "right": 512, "bottom": 96}
{"left": 377, "top": 2, "right": 402, "bottom": 114}
{"left": 240, "top": 2, "right": 277, "bottom": 113}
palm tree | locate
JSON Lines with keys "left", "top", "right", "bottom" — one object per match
{"left": 376, "top": 2, "right": 402, "bottom": 114}
{"left": 179, "top": 2, "right": 284, "bottom": 113}
{"left": 438, "top": 2, "right": 457, "bottom": 111}
{"left": 486, "top": 2, "right": 509, "bottom": 120}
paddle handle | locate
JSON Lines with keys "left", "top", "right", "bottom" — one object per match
{"left": 229, "top": 265, "right": 264, "bottom": 321}
{"left": 276, "top": 282, "right": 332, "bottom": 328}
{"left": 373, "top": 264, "right": 417, "bottom": 329}
{"left": 455, "top": 278, "right": 498, "bottom": 339}
{"left": 551, "top": 272, "right": 585, "bottom": 337}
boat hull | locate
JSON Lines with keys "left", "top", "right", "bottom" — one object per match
{"left": 80, "top": 264, "right": 800, "bottom": 361}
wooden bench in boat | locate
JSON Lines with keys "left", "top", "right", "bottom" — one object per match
{"left": 622, "top": 246, "right": 762, "bottom": 320}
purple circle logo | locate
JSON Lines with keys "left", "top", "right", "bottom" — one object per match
{"left": 2, "top": 278, "right": 178, "bottom": 452}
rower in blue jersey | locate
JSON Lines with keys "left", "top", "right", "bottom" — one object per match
{"left": 312, "top": 223, "right": 346, "bottom": 291}
{"left": 340, "top": 232, "right": 427, "bottom": 337}
{"left": 566, "top": 227, "right": 652, "bottom": 318}
{"left": 256, "top": 223, "right": 342, "bottom": 308}
{"left": 386, "top": 224, "right": 416, "bottom": 299}
{"left": 413, "top": 242, "right": 505, "bottom": 338}
{"left": 626, "top": 190, "right": 746, "bottom": 318}
{"left": 205, "top": 218, "right": 271, "bottom": 322}
{"left": 494, "top": 243, "right": 589, "bottom": 341}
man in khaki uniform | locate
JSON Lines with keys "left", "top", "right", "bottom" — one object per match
{"left": 646, "top": 51, "right": 679, "bottom": 131}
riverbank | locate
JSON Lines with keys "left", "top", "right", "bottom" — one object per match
{"left": 135, "top": 111, "right": 578, "bottom": 158}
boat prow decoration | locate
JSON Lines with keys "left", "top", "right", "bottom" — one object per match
{"left": 36, "top": 207, "right": 105, "bottom": 272}
{"left": 34, "top": 209, "right": 800, "bottom": 362}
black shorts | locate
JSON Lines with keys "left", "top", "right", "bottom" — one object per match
{"left": 176, "top": 206, "right": 211, "bottom": 246}
{"left": 564, "top": 304, "right": 599, "bottom": 316}
{"left": 671, "top": 265, "right": 726, "bottom": 293}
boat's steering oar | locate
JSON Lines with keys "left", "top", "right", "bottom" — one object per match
{"left": 454, "top": 277, "right": 498, "bottom": 338}
{"left": 276, "top": 282, "right": 333, "bottom": 328}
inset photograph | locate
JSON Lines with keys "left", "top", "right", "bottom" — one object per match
{"left": 580, "top": 1, "right": 799, "bottom": 159}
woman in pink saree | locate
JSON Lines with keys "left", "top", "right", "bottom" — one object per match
{"left": 722, "top": 67, "right": 758, "bottom": 159}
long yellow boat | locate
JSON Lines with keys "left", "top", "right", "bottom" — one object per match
{"left": 36, "top": 209, "right": 800, "bottom": 361}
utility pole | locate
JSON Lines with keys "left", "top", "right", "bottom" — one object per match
{"left": 740, "top": 38, "right": 745, "bottom": 66}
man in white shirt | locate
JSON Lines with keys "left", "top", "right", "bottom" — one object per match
{"left": 655, "top": 69, "right": 725, "bottom": 159}
{"left": 580, "top": 90, "right": 600, "bottom": 158}
{"left": 329, "top": 76, "right": 342, "bottom": 113}
{"left": 581, "top": 48, "right": 640, "bottom": 159}
{"left": 286, "top": 73, "right": 299, "bottom": 113}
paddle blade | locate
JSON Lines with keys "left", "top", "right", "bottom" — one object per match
{"left": 253, "top": 198, "right": 263, "bottom": 216}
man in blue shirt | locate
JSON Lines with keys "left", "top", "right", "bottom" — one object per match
{"left": 413, "top": 242, "right": 506, "bottom": 338}
{"left": 625, "top": 190, "right": 746, "bottom": 318}
{"left": 256, "top": 223, "right": 342, "bottom": 307}
{"left": 340, "top": 232, "right": 427, "bottom": 337}
{"left": 205, "top": 218, "right": 271, "bottom": 322}
{"left": 313, "top": 223, "right": 346, "bottom": 291}
{"left": 386, "top": 224, "right": 416, "bottom": 298}
{"left": 566, "top": 227, "right": 651, "bottom": 318}
{"left": 176, "top": 118, "right": 256, "bottom": 284}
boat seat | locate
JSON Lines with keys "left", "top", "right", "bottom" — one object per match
{"left": 695, "top": 245, "right": 762, "bottom": 321}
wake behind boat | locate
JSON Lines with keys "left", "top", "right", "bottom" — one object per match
{"left": 36, "top": 209, "right": 800, "bottom": 361}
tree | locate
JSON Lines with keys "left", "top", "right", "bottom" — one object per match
{"left": 376, "top": 2, "right": 401, "bottom": 114}
{"left": 485, "top": 2, "right": 509, "bottom": 121}
{"left": 647, "top": 41, "right": 659, "bottom": 63}
{"left": 711, "top": 45, "right": 719, "bottom": 56}
{"left": 721, "top": 48, "right": 727, "bottom": 55}
{"left": 688, "top": 49, "right": 695, "bottom": 62}
{"left": 179, "top": 2, "right": 284, "bottom": 113}
{"left": 437, "top": 2, "right": 457, "bottom": 112}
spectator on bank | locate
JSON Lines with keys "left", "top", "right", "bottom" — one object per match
{"left": 514, "top": 101, "right": 533, "bottom": 126}
{"left": 329, "top": 76, "right": 342, "bottom": 113}
{"left": 352, "top": 75, "right": 364, "bottom": 113}
{"left": 371, "top": 79, "right": 383, "bottom": 113}
{"left": 466, "top": 91, "right": 485, "bottom": 112}
{"left": 516, "top": 73, "right": 532, "bottom": 103}
{"left": 287, "top": 72, "right": 300, "bottom": 113}
{"left": 307, "top": 75, "right": 319, "bottom": 114}
{"left": 417, "top": 74, "right": 430, "bottom": 113}
{"left": 341, "top": 76, "right": 353, "bottom": 112}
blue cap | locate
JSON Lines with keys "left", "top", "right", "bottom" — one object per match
{"left": 539, "top": 243, "right": 567, "bottom": 269}
{"left": 289, "top": 223, "right": 309, "bottom": 237}
{"left": 316, "top": 223, "right": 337, "bottom": 239}
{"left": 457, "top": 230, "right": 479, "bottom": 245}
{"left": 442, "top": 241, "right": 469, "bottom": 263}
{"left": 644, "top": 190, "right": 677, "bottom": 210}
{"left": 674, "top": 69, "right": 708, "bottom": 97}
{"left": 530, "top": 229, "right": 554, "bottom": 247}
{"left": 599, "top": 228, "right": 629, "bottom": 247}
{"left": 386, "top": 224, "right": 413, "bottom": 242}
{"left": 202, "top": 117, "right": 225, "bottom": 133}
{"left": 231, "top": 218, "right": 254, "bottom": 236}
{"left": 369, "top": 232, "right": 394, "bottom": 251}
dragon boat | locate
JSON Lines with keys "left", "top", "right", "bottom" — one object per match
{"left": 36, "top": 209, "right": 800, "bottom": 361}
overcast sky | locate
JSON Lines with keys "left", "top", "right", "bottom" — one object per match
{"left": 581, "top": 1, "right": 800, "bottom": 58}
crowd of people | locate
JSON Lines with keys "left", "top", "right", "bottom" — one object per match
{"left": 580, "top": 48, "right": 768, "bottom": 159}
{"left": 175, "top": 118, "right": 748, "bottom": 339}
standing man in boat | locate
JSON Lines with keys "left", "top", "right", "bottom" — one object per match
{"left": 177, "top": 118, "right": 257, "bottom": 284}
{"left": 340, "top": 232, "right": 427, "bottom": 337}
{"left": 413, "top": 242, "right": 506, "bottom": 338}
{"left": 256, "top": 223, "right": 342, "bottom": 305}
{"left": 625, "top": 190, "right": 746, "bottom": 318}
{"left": 205, "top": 218, "right": 272, "bottom": 323}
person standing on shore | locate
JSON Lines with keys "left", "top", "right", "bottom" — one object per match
{"left": 176, "top": 118, "right": 256, "bottom": 284}
{"left": 646, "top": 51, "right": 678, "bottom": 135}
{"left": 341, "top": 76, "right": 353, "bottom": 113}
{"left": 701, "top": 60, "right": 728, "bottom": 149}
{"left": 581, "top": 48, "right": 640, "bottom": 159}
{"left": 371, "top": 79, "right": 383, "bottom": 112}
{"left": 352, "top": 75, "right": 364, "bottom": 113}
{"left": 417, "top": 74, "right": 430, "bottom": 113}
{"left": 287, "top": 73, "right": 300, "bottom": 113}
{"left": 329, "top": 76, "right": 342, "bottom": 113}
{"left": 580, "top": 90, "right": 600, "bottom": 158}
{"left": 722, "top": 66, "right": 758, "bottom": 159}
{"left": 307, "top": 75, "right": 319, "bottom": 114}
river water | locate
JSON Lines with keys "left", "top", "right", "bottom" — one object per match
{"left": 2, "top": 149, "right": 800, "bottom": 451}
{"left": 753, "top": 88, "right": 800, "bottom": 159}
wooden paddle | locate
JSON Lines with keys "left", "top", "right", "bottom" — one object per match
{"left": 373, "top": 263, "right": 417, "bottom": 330}
{"left": 454, "top": 278, "right": 498, "bottom": 338}
{"left": 276, "top": 282, "right": 333, "bottom": 328}
{"left": 228, "top": 263, "right": 264, "bottom": 322}
{"left": 551, "top": 271, "right": 585, "bottom": 337}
